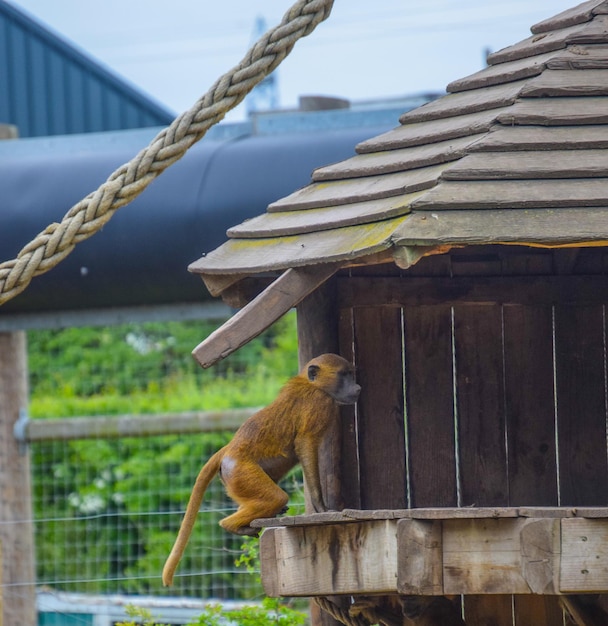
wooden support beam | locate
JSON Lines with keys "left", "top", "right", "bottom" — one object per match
{"left": 0, "top": 541, "right": 3, "bottom": 626}
{"left": 192, "top": 264, "right": 340, "bottom": 368}
{"left": 561, "top": 519, "right": 608, "bottom": 592}
{"left": 338, "top": 275, "right": 608, "bottom": 308}
{"left": 258, "top": 511, "right": 608, "bottom": 598}
{"left": 442, "top": 518, "right": 530, "bottom": 595}
{"left": 520, "top": 518, "right": 560, "bottom": 594}
{"left": 261, "top": 521, "right": 398, "bottom": 596}
{"left": 397, "top": 519, "right": 443, "bottom": 594}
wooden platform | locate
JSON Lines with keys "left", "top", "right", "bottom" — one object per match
{"left": 255, "top": 508, "right": 608, "bottom": 598}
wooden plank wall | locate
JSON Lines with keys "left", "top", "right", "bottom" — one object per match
{"left": 336, "top": 246, "right": 608, "bottom": 626}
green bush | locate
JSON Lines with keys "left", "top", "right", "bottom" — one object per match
{"left": 116, "top": 597, "right": 307, "bottom": 626}
{"left": 28, "top": 313, "right": 298, "bottom": 416}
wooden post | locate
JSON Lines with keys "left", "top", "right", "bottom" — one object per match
{"left": 296, "top": 277, "right": 346, "bottom": 626}
{"left": 0, "top": 332, "right": 36, "bottom": 626}
{"left": 0, "top": 540, "right": 3, "bottom": 626}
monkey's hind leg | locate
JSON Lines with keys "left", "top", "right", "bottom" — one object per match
{"left": 220, "top": 460, "right": 289, "bottom": 536}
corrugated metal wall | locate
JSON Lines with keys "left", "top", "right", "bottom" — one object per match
{"left": 0, "top": 1, "right": 174, "bottom": 137}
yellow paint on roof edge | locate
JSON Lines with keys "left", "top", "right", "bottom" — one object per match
{"left": 190, "top": 215, "right": 409, "bottom": 274}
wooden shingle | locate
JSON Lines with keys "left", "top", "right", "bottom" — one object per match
{"left": 531, "top": 0, "right": 607, "bottom": 34}
{"left": 446, "top": 51, "right": 564, "bottom": 93}
{"left": 355, "top": 109, "right": 500, "bottom": 153}
{"left": 486, "top": 14, "right": 608, "bottom": 66}
{"left": 312, "top": 135, "right": 484, "bottom": 181}
{"left": 410, "top": 179, "right": 608, "bottom": 210}
{"left": 441, "top": 150, "right": 608, "bottom": 180}
{"left": 496, "top": 96, "right": 608, "bottom": 125}
{"left": 520, "top": 68, "right": 608, "bottom": 96}
{"left": 397, "top": 81, "right": 527, "bottom": 123}
{"left": 227, "top": 196, "right": 415, "bottom": 239}
{"left": 467, "top": 125, "right": 608, "bottom": 151}
{"left": 267, "top": 164, "right": 447, "bottom": 212}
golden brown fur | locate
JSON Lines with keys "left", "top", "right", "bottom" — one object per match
{"left": 162, "top": 353, "right": 360, "bottom": 586}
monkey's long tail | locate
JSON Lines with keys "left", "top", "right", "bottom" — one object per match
{"left": 162, "top": 449, "right": 224, "bottom": 586}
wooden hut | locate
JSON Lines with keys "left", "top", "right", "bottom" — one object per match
{"left": 188, "top": 1, "right": 608, "bottom": 624}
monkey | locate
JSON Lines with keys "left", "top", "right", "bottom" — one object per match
{"left": 162, "top": 353, "right": 360, "bottom": 587}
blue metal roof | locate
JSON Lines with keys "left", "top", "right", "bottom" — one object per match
{"left": 0, "top": 0, "right": 174, "bottom": 137}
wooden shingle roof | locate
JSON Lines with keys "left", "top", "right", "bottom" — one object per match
{"left": 190, "top": 0, "right": 608, "bottom": 366}
{"left": 191, "top": 0, "right": 608, "bottom": 284}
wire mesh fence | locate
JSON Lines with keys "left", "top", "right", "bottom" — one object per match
{"left": 22, "top": 314, "right": 302, "bottom": 619}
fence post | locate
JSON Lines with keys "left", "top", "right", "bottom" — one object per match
{"left": 0, "top": 540, "right": 3, "bottom": 626}
{"left": 0, "top": 331, "right": 36, "bottom": 626}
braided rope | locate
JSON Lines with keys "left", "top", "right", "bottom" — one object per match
{"left": 314, "top": 597, "right": 373, "bottom": 626}
{"left": 0, "top": 0, "right": 334, "bottom": 306}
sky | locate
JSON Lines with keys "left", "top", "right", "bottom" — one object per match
{"left": 8, "top": 0, "right": 578, "bottom": 122}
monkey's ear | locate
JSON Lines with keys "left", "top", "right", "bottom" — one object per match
{"left": 307, "top": 364, "right": 320, "bottom": 381}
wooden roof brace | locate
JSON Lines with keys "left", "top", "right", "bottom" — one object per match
{"left": 192, "top": 263, "right": 341, "bottom": 368}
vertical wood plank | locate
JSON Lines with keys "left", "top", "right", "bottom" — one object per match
{"left": 354, "top": 306, "right": 407, "bottom": 509}
{"left": 0, "top": 332, "right": 36, "bottom": 626}
{"left": 296, "top": 279, "right": 344, "bottom": 626}
{"left": 297, "top": 277, "right": 343, "bottom": 510}
{"left": 259, "top": 528, "right": 279, "bottom": 597}
{"left": 463, "top": 596, "right": 513, "bottom": 626}
{"left": 504, "top": 305, "right": 564, "bottom": 624}
{"left": 555, "top": 305, "right": 608, "bottom": 505}
{"left": 454, "top": 305, "right": 508, "bottom": 507}
{"left": 454, "top": 305, "right": 512, "bottom": 624}
{"left": 514, "top": 597, "right": 565, "bottom": 626}
{"left": 504, "top": 305, "right": 558, "bottom": 505}
{"left": 337, "top": 307, "right": 360, "bottom": 510}
{"left": 297, "top": 276, "right": 339, "bottom": 367}
{"left": 403, "top": 305, "right": 457, "bottom": 507}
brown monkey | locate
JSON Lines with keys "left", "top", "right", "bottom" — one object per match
{"left": 162, "top": 353, "right": 360, "bottom": 587}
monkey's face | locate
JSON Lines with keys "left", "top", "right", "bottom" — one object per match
{"left": 306, "top": 354, "right": 361, "bottom": 405}
{"left": 332, "top": 368, "right": 361, "bottom": 405}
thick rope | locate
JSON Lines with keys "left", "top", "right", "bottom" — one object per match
{"left": 0, "top": 0, "right": 334, "bottom": 306}
{"left": 314, "top": 597, "right": 373, "bottom": 626}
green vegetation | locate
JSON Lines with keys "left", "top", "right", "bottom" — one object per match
{"left": 28, "top": 315, "right": 299, "bottom": 417}
{"left": 114, "top": 536, "right": 307, "bottom": 624}
{"left": 117, "top": 596, "right": 307, "bottom": 626}
{"left": 27, "top": 313, "right": 303, "bottom": 602}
